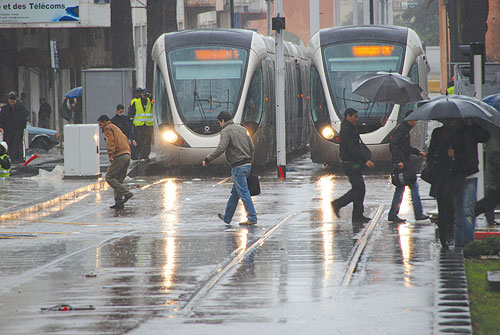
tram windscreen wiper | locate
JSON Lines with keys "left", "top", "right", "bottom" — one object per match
{"left": 192, "top": 79, "right": 209, "bottom": 132}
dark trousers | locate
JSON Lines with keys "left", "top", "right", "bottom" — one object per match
{"left": 106, "top": 153, "right": 132, "bottom": 204}
{"left": 475, "top": 188, "right": 500, "bottom": 222}
{"left": 437, "top": 195, "right": 454, "bottom": 246}
{"left": 134, "top": 126, "right": 153, "bottom": 160}
{"left": 4, "top": 130, "right": 24, "bottom": 163}
{"left": 335, "top": 162, "right": 366, "bottom": 218}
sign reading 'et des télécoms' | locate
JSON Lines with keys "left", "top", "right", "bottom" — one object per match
{"left": 0, "top": 0, "right": 79, "bottom": 23}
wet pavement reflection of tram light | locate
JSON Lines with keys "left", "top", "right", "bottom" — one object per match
{"left": 161, "top": 179, "right": 178, "bottom": 293}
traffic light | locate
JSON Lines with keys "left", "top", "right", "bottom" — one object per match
{"left": 459, "top": 42, "right": 485, "bottom": 84}
{"left": 272, "top": 16, "right": 286, "bottom": 31}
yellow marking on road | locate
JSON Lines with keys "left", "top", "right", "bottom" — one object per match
{"left": 217, "top": 177, "right": 231, "bottom": 185}
{"left": 0, "top": 218, "right": 131, "bottom": 226}
{"left": 0, "top": 231, "right": 70, "bottom": 235}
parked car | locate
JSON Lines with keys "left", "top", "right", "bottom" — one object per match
{"left": 27, "top": 125, "right": 59, "bottom": 151}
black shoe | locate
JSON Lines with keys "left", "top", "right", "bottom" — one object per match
{"left": 388, "top": 215, "right": 406, "bottom": 223}
{"left": 110, "top": 203, "right": 124, "bottom": 209}
{"left": 331, "top": 200, "right": 341, "bottom": 218}
{"left": 218, "top": 213, "right": 230, "bottom": 225}
{"left": 353, "top": 215, "right": 371, "bottom": 223}
{"left": 415, "top": 214, "right": 429, "bottom": 221}
{"left": 123, "top": 193, "right": 134, "bottom": 204}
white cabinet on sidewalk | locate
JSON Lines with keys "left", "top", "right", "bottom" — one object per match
{"left": 64, "top": 124, "right": 100, "bottom": 178}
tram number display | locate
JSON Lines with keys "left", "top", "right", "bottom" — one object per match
{"left": 352, "top": 45, "right": 395, "bottom": 57}
{"left": 195, "top": 49, "right": 239, "bottom": 61}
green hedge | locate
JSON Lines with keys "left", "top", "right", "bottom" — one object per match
{"left": 464, "top": 236, "right": 500, "bottom": 258}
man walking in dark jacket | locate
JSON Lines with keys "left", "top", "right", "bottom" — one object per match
{"left": 202, "top": 111, "right": 257, "bottom": 225}
{"left": 0, "top": 91, "right": 29, "bottom": 163}
{"left": 388, "top": 117, "right": 429, "bottom": 222}
{"left": 331, "top": 108, "right": 385, "bottom": 223}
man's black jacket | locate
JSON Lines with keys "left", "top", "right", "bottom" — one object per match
{"left": 339, "top": 119, "right": 381, "bottom": 164}
{"left": 389, "top": 122, "right": 420, "bottom": 165}
{"left": 111, "top": 114, "right": 134, "bottom": 141}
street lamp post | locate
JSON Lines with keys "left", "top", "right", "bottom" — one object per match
{"left": 272, "top": 0, "right": 286, "bottom": 179}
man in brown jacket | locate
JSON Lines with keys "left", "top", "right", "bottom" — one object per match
{"left": 98, "top": 115, "right": 134, "bottom": 209}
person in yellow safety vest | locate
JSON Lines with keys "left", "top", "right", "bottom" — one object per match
{"left": 0, "top": 141, "right": 11, "bottom": 179}
{"left": 128, "top": 87, "right": 153, "bottom": 161}
{"left": 446, "top": 77, "right": 455, "bottom": 95}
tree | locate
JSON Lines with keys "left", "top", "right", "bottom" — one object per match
{"left": 111, "top": 0, "right": 135, "bottom": 68}
{"left": 394, "top": 0, "right": 439, "bottom": 46}
{"left": 146, "top": 0, "right": 177, "bottom": 92}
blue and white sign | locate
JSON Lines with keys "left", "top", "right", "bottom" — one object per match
{"left": 0, "top": 1, "right": 79, "bottom": 23}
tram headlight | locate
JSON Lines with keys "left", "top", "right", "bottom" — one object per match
{"left": 321, "top": 126, "right": 335, "bottom": 140}
{"left": 162, "top": 130, "right": 178, "bottom": 143}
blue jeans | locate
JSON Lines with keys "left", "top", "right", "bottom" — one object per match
{"left": 388, "top": 181, "right": 424, "bottom": 218}
{"left": 453, "top": 178, "right": 477, "bottom": 247}
{"left": 223, "top": 164, "right": 257, "bottom": 224}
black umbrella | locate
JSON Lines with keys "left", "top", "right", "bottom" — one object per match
{"left": 351, "top": 72, "right": 423, "bottom": 105}
{"left": 404, "top": 94, "right": 500, "bottom": 127}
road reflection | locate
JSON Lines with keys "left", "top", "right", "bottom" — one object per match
{"left": 161, "top": 179, "right": 177, "bottom": 294}
{"left": 398, "top": 223, "right": 414, "bottom": 288}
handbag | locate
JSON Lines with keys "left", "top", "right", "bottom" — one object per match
{"left": 247, "top": 174, "right": 261, "bottom": 196}
{"left": 391, "top": 165, "right": 417, "bottom": 187}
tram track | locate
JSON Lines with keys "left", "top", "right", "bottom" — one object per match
{"left": 339, "top": 205, "right": 384, "bottom": 286}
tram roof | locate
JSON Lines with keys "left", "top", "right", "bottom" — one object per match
{"left": 162, "top": 29, "right": 254, "bottom": 53}
{"left": 319, "top": 25, "right": 408, "bottom": 47}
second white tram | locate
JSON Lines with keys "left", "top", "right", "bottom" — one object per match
{"left": 151, "top": 29, "right": 310, "bottom": 167}
{"left": 308, "top": 25, "right": 429, "bottom": 165}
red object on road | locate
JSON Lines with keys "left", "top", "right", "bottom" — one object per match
{"left": 23, "top": 154, "right": 40, "bottom": 166}
{"left": 475, "top": 231, "right": 500, "bottom": 241}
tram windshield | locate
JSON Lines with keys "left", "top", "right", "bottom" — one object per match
{"left": 323, "top": 42, "right": 405, "bottom": 121}
{"left": 167, "top": 46, "right": 248, "bottom": 135}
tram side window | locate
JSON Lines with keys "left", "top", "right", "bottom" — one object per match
{"left": 310, "top": 66, "right": 330, "bottom": 127}
{"left": 399, "top": 62, "right": 419, "bottom": 121}
{"left": 242, "top": 67, "right": 263, "bottom": 127}
{"left": 154, "top": 64, "right": 173, "bottom": 126}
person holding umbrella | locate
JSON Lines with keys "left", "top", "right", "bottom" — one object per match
{"left": 426, "top": 119, "right": 465, "bottom": 247}
{"left": 449, "top": 119, "right": 489, "bottom": 247}
{"left": 388, "top": 112, "right": 429, "bottom": 223}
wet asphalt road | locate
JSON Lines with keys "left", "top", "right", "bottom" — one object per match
{"left": 0, "top": 155, "right": 439, "bottom": 334}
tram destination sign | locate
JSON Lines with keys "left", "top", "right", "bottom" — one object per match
{"left": 0, "top": 0, "right": 79, "bottom": 24}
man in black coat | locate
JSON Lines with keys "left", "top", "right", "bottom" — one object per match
{"left": 0, "top": 91, "right": 29, "bottom": 163}
{"left": 38, "top": 98, "right": 52, "bottom": 129}
{"left": 111, "top": 104, "right": 136, "bottom": 150}
{"left": 331, "top": 108, "right": 385, "bottom": 223}
{"left": 388, "top": 118, "right": 429, "bottom": 222}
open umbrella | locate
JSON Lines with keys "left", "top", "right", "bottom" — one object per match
{"left": 352, "top": 72, "right": 423, "bottom": 105}
{"left": 64, "top": 86, "right": 82, "bottom": 98}
{"left": 483, "top": 93, "right": 500, "bottom": 112}
{"left": 404, "top": 94, "right": 500, "bottom": 127}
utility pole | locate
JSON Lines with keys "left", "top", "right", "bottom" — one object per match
{"left": 272, "top": 0, "right": 286, "bottom": 179}
{"left": 230, "top": 0, "right": 235, "bottom": 28}
{"left": 310, "top": 0, "right": 320, "bottom": 38}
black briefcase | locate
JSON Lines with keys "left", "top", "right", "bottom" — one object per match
{"left": 247, "top": 174, "right": 261, "bottom": 196}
